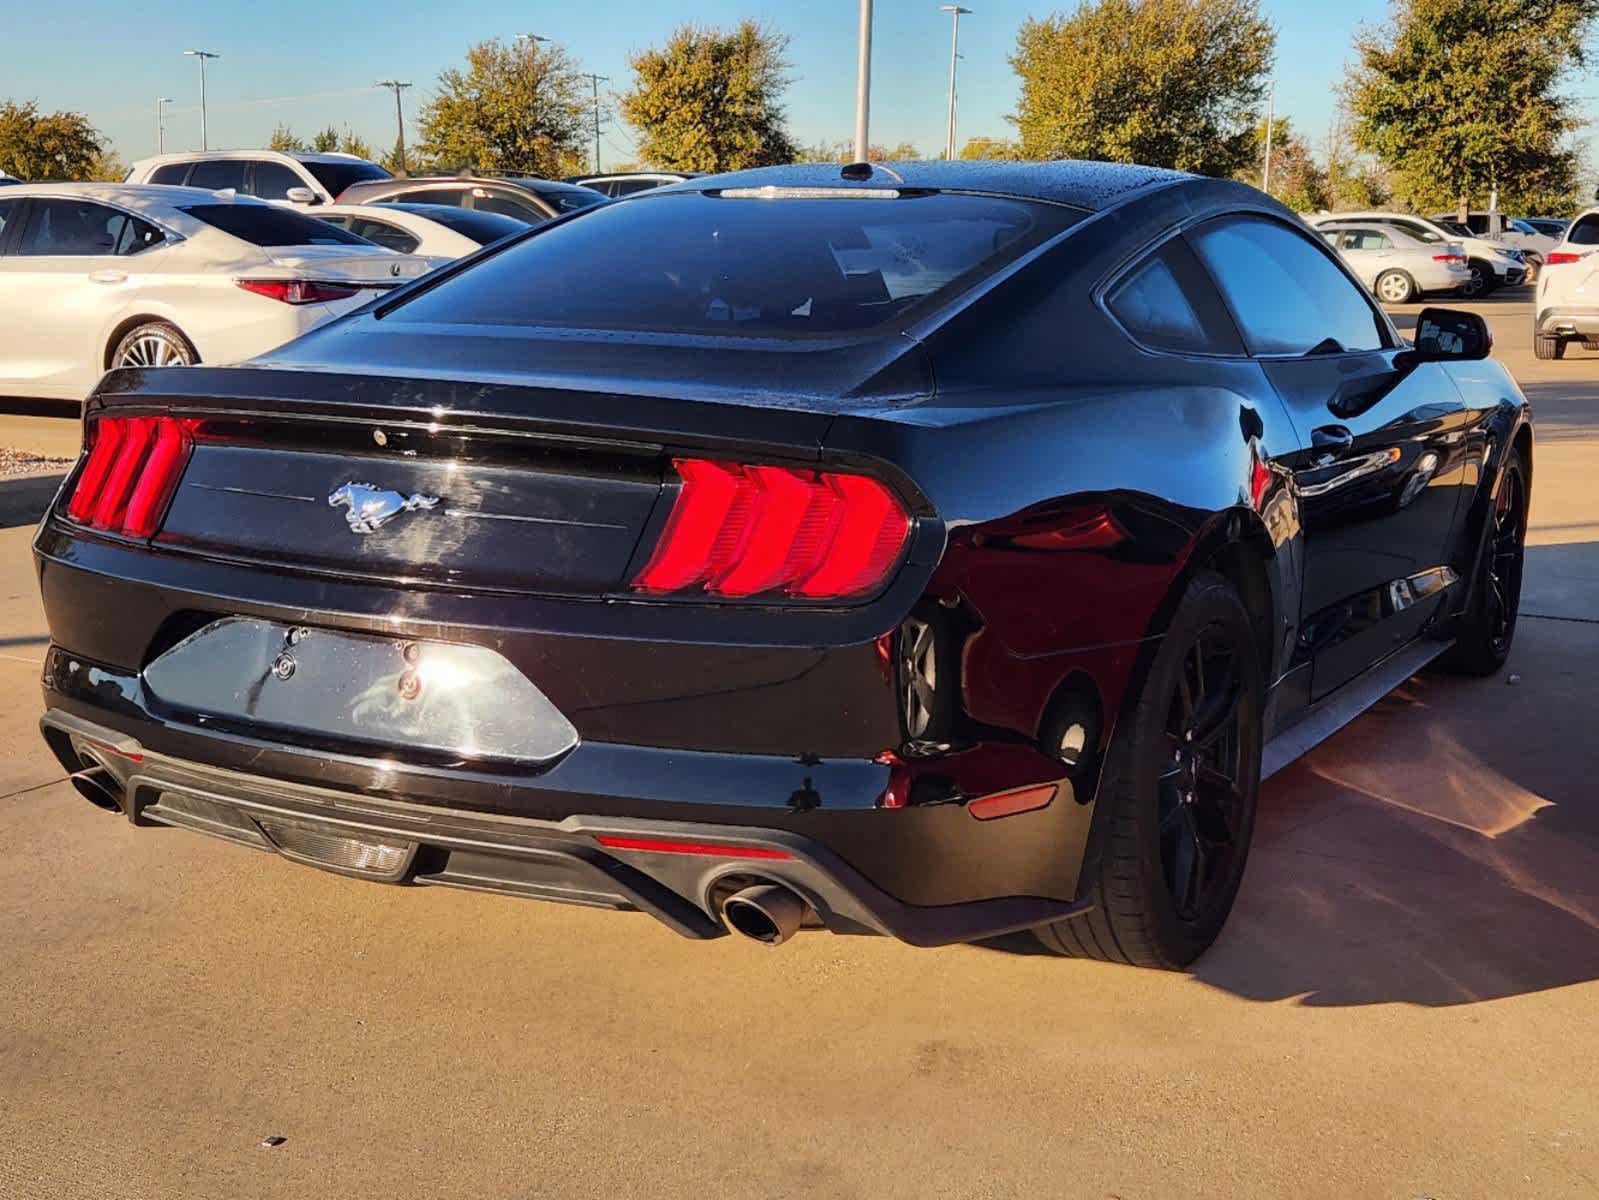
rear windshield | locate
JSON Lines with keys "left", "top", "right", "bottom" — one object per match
{"left": 301, "top": 160, "right": 391, "bottom": 198}
{"left": 393, "top": 204, "right": 529, "bottom": 244}
{"left": 181, "top": 203, "right": 373, "bottom": 247}
{"left": 526, "top": 182, "right": 608, "bottom": 213}
{"left": 1567, "top": 216, "right": 1599, "bottom": 245}
{"left": 386, "top": 191, "right": 1082, "bottom": 336}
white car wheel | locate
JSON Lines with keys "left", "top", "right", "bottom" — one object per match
{"left": 1376, "top": 271, "right": 1415, "bottom": 304}
{"left": 113, "top": 323, "right": 196, "bottom": 369}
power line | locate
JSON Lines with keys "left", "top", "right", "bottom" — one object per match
{"left": 577, "top": 73, "right": 610, "bottom": 174}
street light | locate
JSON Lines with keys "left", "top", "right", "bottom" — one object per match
{"left": 514, "top": 32, "right": 552, "bottom": 48}
{"left": 375, "top": 80, "right": 412, "bottom": 174}
{"left": 854, "top": 0, "right": 874, "bottom": 160}
{"left": 156, "top": 97, "right": 173, "bottom": 155}
{"left": 941, "top": 5, "right": 972, "bottom": 160}
{"left": 183, "top": 50, "right": 220, "bottom": 151}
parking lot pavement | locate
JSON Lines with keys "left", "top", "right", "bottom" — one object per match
{"left": 3, "top": 295, "right": 1597, "bottom": 1199}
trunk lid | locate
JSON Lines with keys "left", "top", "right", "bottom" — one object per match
{"left": 262, "top": 245, "right": 431, "bottom": 285}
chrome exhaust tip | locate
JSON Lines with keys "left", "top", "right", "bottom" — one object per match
{"left": 721, "top": 883, "right": 808, "bottom": 947}
{"left": 70, "top": 766, "right": 124, "bottom": 813}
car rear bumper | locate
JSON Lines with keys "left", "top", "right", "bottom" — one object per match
{"left": 1536, "top": 307, "right": 1599, "bottom": 337}
{"left": 41, "top": 706, "right": 1091, "bottom": 946}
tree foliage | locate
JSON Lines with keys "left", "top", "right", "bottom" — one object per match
{"left": 416, "top": 38, "right": 589, "bottom": 177}
{"left": 796, "top": 139, "right": 921, "bottom": 163}
{"left": 1010, "top": 0, "right": 1274, "bottom": 176}
{"left": 959, "top": 136, "right": 1024, "bottom": 160}
{"left": 622, "top": 22, "right": 797, "bottom": 171}
{"left": 0, "top": 101, "right": 104, "bottom": 180}
{"left": 1346, "top": 0, "right": 1596, "bottom": 214}
{"left": 268, "top": 124, "right": 307, "bottom": 152}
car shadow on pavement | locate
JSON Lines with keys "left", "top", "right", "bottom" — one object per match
{"left": 0, "top": 472, "right": 63, "bottom": 531}
{"left": 985, "top": 543, "right": 1599, "bottom": 1007}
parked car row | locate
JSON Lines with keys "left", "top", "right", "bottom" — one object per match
{"left": 1310, "top": 210, "right": 1528, "bottom": 300}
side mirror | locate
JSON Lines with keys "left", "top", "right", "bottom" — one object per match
{"left": 284, "top": 187, "right": 320, "bottom": 205}
{"left": 1409, "top": 307, "right": 1492, "bottom": 362}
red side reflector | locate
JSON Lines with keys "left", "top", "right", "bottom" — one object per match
{"left": 967, "top": 782, "right": 1058, "bottom": 821}
{"left": 64, "top": 415, "right": 196, "bottom": 539}
{"left": 594, "top": 834, "right": 794, "bottom": 861}
{"left": 633, "top": 457, "right": 910, "bottom": 601}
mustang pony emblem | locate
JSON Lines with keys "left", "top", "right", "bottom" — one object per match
{"left": 328, "top": 483, "right": 440, "bottom": 534}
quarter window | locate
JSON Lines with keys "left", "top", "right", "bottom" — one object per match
{"left": 1189, "top": 215, "right": 1387, "bottom": 356}
{"left": 1107, "top": 238, "right": 1242, "bottom": 355}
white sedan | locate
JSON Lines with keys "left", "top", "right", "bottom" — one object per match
{"left": 312, "top": 202, "right": 529, "bottom": 263}
{"left": 0, "top": 183, "right": 431, "bottom": 402}
{"left": 1317, "top": 221, "right": 1471, "bottom": 303}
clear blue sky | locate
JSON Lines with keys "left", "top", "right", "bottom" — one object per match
{"left": 2, "top": 0, "right": 1585, "bottom": 170}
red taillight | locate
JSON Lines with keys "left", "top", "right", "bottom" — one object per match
{"left": 236, "top": 278, "right": 361, "bottom": 304}
{"left": 1432, "top": 253, "right": 1466, "bottom": 265}
{"left": 633, "top": 458, "right": 911, "bottom": 601}
{"left": 64, "top": 415, "right": 195, "bottom": 538}
{"left": 594, "top": 834, "right": 794, "bottom": 861}
{"left": 1545, "top": 251, "right": 1587, "bottom": 267}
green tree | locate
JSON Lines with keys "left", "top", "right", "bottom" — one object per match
{"left": 958, "top": 136, "right": 1023, "bottom": 160}
{"left": 1235, "top": 116, "right": 1329, "bottom": 212}
{"left": 84, "top": 151, "right": 127, "bottom": 183}
{"left": 416, "top": 37, "right": 589, "bottom": 176}
{"left": 1345, "top": 0, "right": 1596, "bottom": 215}
{"left": 1010, "top": 0, "right": 1274, "bottom": 176}
{"left": 311, "top": 125, "right": 339, "bottom": 153}
{"left": 0, "top": 101, "right": 104, "bottom": 179}
{"left": 268, "top": 124, "right": 308, "bottom": 152}
{"left": 622, "top": 21, "right": 797, "bottom": 171}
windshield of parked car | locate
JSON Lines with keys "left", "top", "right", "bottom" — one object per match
{"left": 385, "top": 190, "right": 1083, "bottom": 336}
{"left": 300, "top": 159, "right": 391, "bottom": 198}
{"left": 180, "top": 203, "right": 375, "bottom": 247}
{"left": 389, "top": 204, "right": 528, "bottom": 245}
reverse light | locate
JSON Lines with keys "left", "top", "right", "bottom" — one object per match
{"left": 633, "top": 458, "right": 911, "bottom": 601}
{"left": 64, "top": 415, "right": 195, "bottom": 538}
{"left": 236, "top": 278, "right": 362, "bottom": 304}
{"left": 1544, "top": 251, "right": 1588, "bottom": 267}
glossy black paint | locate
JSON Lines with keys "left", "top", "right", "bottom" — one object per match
{"left": 35, "top": 162, "right": 1532, "bottom": 939}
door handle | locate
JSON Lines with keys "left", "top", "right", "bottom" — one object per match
{"left": 1311, "top": 425, "right": 1354, "bottom": 454}
{"left": 88, "top": 271, "right": 127, "bottom": 285}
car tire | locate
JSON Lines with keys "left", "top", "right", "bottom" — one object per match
{"left": 1442, "top": 447, "right": 1527, "bottom": 677}
{"left": 1033, "top": 571, "right": 1263, "bottom": 969}
{"left": 1463, "top": 260, "right": 1496, "bottom": 298}
{"left": 111, "top": 321, "right": 198, "bottom": 370}
{"left": 1533, "top": 333, "right": 1566, "bottom": 360}
{"left": 1375, "top": 270, "right": 1417, "bottom": 305}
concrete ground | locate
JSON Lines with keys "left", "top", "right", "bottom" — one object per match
{"left": 1, "top": 295, "right": 1596, "bottom": 1199}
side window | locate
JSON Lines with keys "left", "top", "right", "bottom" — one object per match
{"left": 611, "top": 179, "right": 657, "bottom": 196}
{"left": 1320, "top": 230, "right": 1341, "bottom": 248}
{"left": 0, "top": 198, "right": 19, "bottom": 250}
{"left": 148, "top": 163, "right": 191, "bottom": 185}
{"left": 15, "top": 199, "right": 122, "bottom": 256}
{"left": 253, "top": 161, "right": 306, "bottom": 200}
{"left": 395, "top": 187, "right": 466, "bottom": 207}
{"left": 472, "top": 189, "right": 547, "bottom": 220}
{"left": 349, "top": 218, "right": 419, "bottom": 254}
{"left": 1188, "top": 215, "right": 1388, "bottom": 356}
{"left": 1107, "top": 237, "right": 1243, "bottom": 356}
{"left": 108, "top": 213, "right": 164, "bottom": 255}
{"left": 187, "top": 160, "right": 248, "bottom": 192}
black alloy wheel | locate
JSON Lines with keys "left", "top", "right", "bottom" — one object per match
{"left": 1034, "top": 572, "right": 1263, "bottom": 968}
{"left": 1443, "top": 448, "right": 1527, "bottom": 676}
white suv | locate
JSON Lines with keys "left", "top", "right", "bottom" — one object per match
{"left": 1310, "top": 211, "right": 1527, "bottom": 297}
{"left": 124, "top": 151, "right": 391, "bottom": 210}
{"left": 1532, "top": 207, "right": 1599, "bottom": 359}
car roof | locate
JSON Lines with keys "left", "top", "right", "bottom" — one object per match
{"left": 130, "top": 150, "right": 375, "bottom": 166}
{"left": 0, "top": 181, "right": 272, "bottom": 209}
{"left": 678, "top": 160, "right": 1191, "bottom": 211}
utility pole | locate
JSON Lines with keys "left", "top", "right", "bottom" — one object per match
{"left": 375, "top": 80, "right": 412, "bottom": 173}
{"left": 854, "top": 0, "right": 874, "bottom": 160}
{"left": 184, "top": 50, "right": 220, "bottom": 150}
{"left": 156, "top": 97, "right": 173, "bottom": 155}
{"left": 579, "top": 73, "right": 609, "bottom": 174}
{"left": 1261, "top": 77, "right": 1275, "bottom": 196}
{"left": 941, "top": 6, "right": 972, "bottom": 160}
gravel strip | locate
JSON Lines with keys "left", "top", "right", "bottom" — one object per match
{"left": 0, "top": 447, "right": 75, "bottom": 477}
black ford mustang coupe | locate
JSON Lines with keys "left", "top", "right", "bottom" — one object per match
{"left": 35, "top": 162, "right": 1530, "bottom": 968}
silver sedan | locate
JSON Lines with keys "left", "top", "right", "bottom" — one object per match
{"left": 1318, "top": 222, "right": 1471, "bottom": 304}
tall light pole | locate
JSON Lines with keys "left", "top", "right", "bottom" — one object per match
{"left": 375, "top": 80, "right": 412, "bottom": 173}
{"left": 156, "top": 97, "right": 173, "bottom": 155}
{"left": 579, "top": 74, "right": 609, "bottom": 174}
{"left": 941, "top": 6, "right": 972, "bottom": 160}
{"left": 184, "top": 50, "right": 220, "bottom": 150}
{"left": 854, "top": 0, "right": 874, "bottom": 160}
